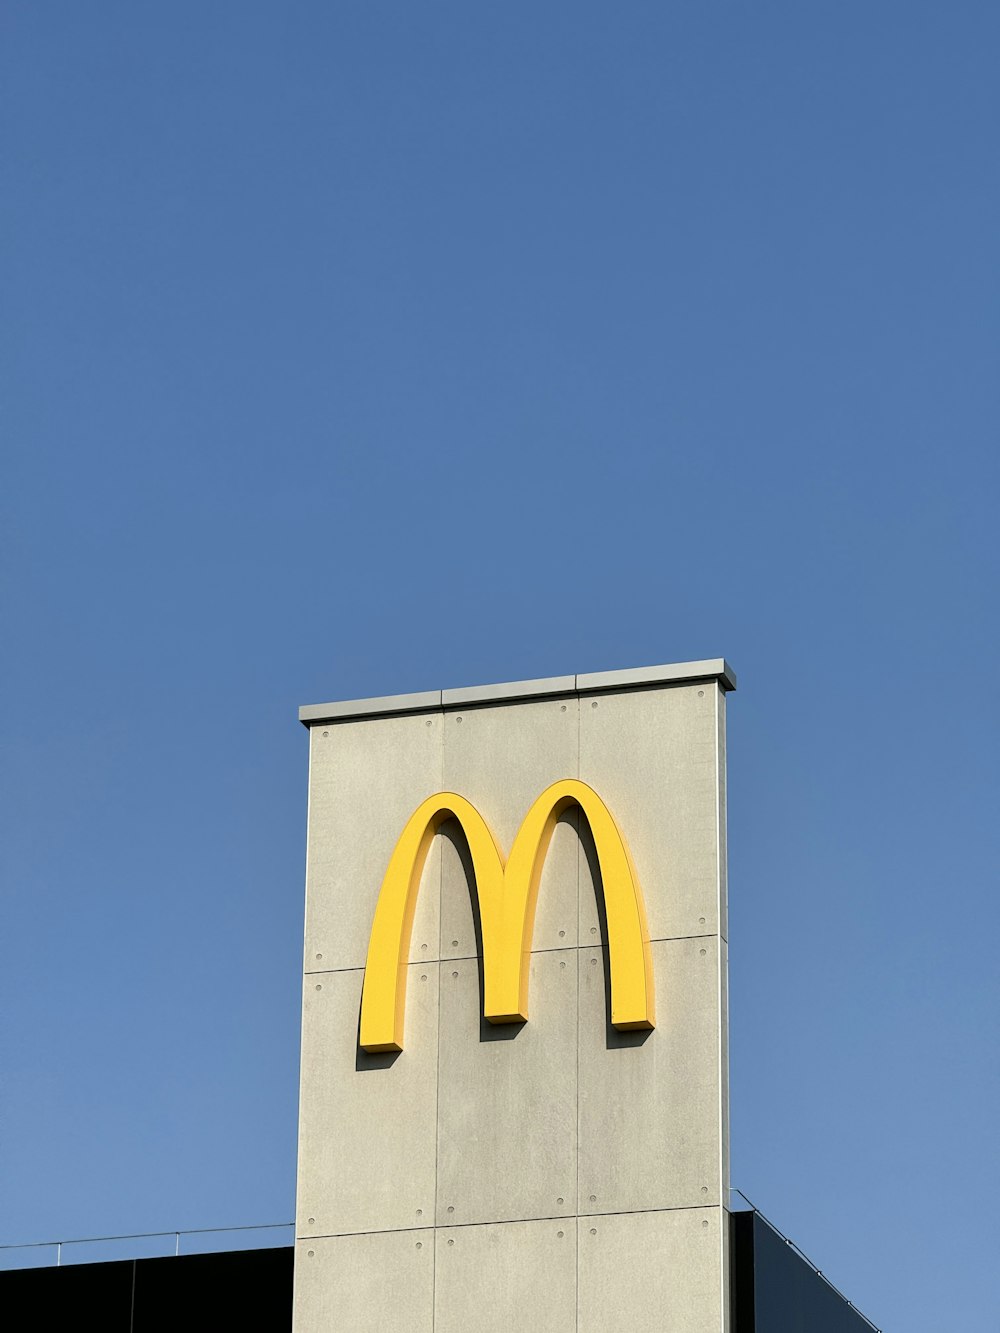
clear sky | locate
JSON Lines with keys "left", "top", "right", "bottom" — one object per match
{"left": 2, "top": 3, "right": 997, "bottom": 1326}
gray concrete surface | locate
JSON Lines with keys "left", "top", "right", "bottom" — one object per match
{"left": 299, "top": 658, "right": 735, "bottom": 725}
{"left": 436, "top": 949, "right": 578, "bottom": 1228}
{"left": 294, "top": 665, "right": 732, "bottom": 1331}
{"left": 293, "top": 1231, "right": 434, "bottom": 1332}
{"left": 296, "top": 963, "right": 439, "bottom": 1238}
{"left": 304, "top": 711, "right": 443, "bottom": 972}
{"left": 577, "top": 937, "right": 726, "bottom": 1214}
{"left": 434, "top": 1218, "right": 577, "bottom": 1333}
{"left": 439, "top": 696, "right": 581, "bottom": 958}
{"left": 577, "top": 1207, "right": 727, "bottom": 1333}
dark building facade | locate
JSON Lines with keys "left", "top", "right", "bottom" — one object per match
{"left": 0, "top": 1214, "right": 878, "bottom": 1331}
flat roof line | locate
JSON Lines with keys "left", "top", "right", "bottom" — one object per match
{"left": 299, "top": 658, "right": 736, "bottom": 726}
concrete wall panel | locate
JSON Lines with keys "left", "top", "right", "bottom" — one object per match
{"left": 440, "top": 698, "right": 580, "bottom": 956}
{"left": 304, "top": 712, "right": 443, "bottom": 973}
{"left": 578, "top": 1207, "right": 727, "bottom": 1333}
{"left": 434, "top": 1218, "right": 576, "bottom": 1333}
{"left": 436, "top": 948, "right": 578, "bottom": 1227}
{"left": 716, "top": 687, "right": 728, "bottom": 942}
{"left": 296, "top": 963, "right": 439, "bottom": 1238}
{"left": 578, "top": 937, "right": 725, "bottom": 1214}
{"left": 719, "top": 935, "right": 730, "bottom": 1199}
{"left": 295, "top": 667, "right": 732, "bottom": 1333}
{"left": 293, "top": 1231, "right": 434, "bottom": 1333}
{"left": 579, "top": 683, "right": 723, "bottom": 942}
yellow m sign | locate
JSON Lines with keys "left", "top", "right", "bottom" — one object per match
{"left": 360, "top": 778, "right": 655, "bottom": 1051}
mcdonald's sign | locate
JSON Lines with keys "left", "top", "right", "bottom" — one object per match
{"left": 360, "top": 778, "right": 654, "bottom": 1051}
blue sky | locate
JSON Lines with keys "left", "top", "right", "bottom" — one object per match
{"left": 2, "top": 3, "right": 997, "bottom": 1325}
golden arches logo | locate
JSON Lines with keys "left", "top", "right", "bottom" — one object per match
{"left": 360, "top": 779, "right": 654, "bottom": 1052}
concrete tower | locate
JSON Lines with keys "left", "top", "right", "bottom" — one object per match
{"left": 293, "top": 660, "right": 734, "bottom": 1332}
